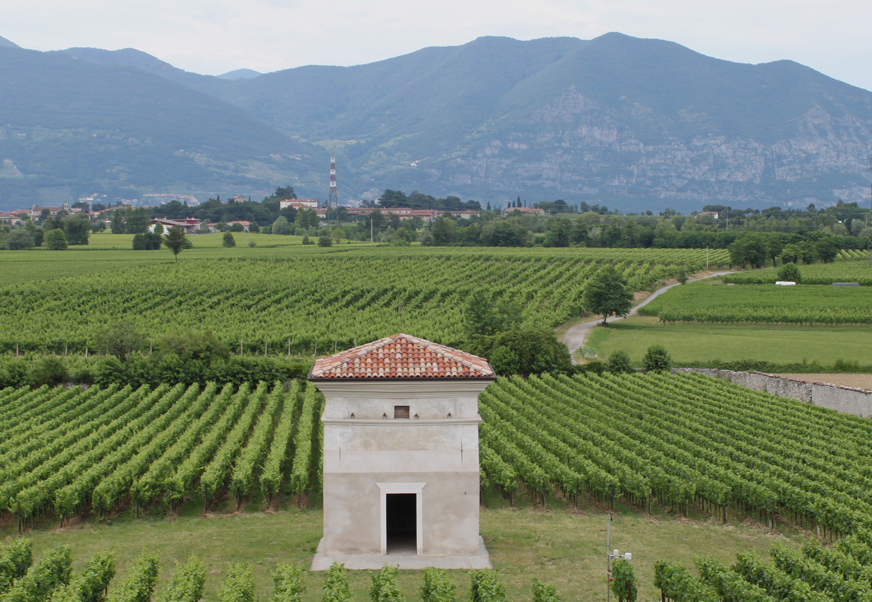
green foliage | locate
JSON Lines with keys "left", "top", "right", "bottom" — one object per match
{"left": 582, "top": 265, "right": 634, "bottom": 324}
{"left": 162, "top": 226, "right": 188, "bottom": 260}
{"left": 6, "top": 230, "right": 35, "bottom": 250}
{"left": 469, "top": 570, "right": 506, "bottom": 602}
{"left": 157, "top": 329, "right": 230, "bottom": 364}
{"left": 776, "top": 263, "right": 801, "bottom": 283}
{"left": 322, "top": 563, "right": 351, "bottom": 602}
{"left": 132, "top": 233, "right": 162, "bottom": 250}
{"left": 610, "top": 559, "right": 637, "bottom": 602}
{"left": 474, "top": 327, "right": 572, "bottom": 377}
{"left": 318, "top": 234, "right": 332, "bottom": 247}
{"left": 0, "top": 358, "right": 29, "bottom": 388}
{"left": 156, "top": 557, "right": 205, "bottom": 602}
{"left": 45, "top": 229, "right": 68, "bottom": 250}
{"left": 642, "top": 344, "right": 671, "bottom": 373}
{"left": 217, "top": 563, "right": 255, "bottom": 602}
{"left": 653, "top": 561, "right": 718, "bottom": 602}
{"left": 420, "top": 568, "right": 455, "bottom": 602}
{"left": 56, "top": 551, "right": 116, "bottom": 602}
{"left": 369, "top": 565, "right": 404, "bottom": 602}
{"left": 531, "top": 580, "right": 560, "bottom": 602}
{"left": 28, "top": 356, "right": 69, "bottom": 387}
{"left": 95, "top": 321, "right": 143, "bottom": 363}
{"left": 677, "top": 267, "right": 687, "bottom": 285}
{"left": 4, "top": 546, "right": 72, "bottom": 602}
{"left": 464, "top": 292, "right": 522, "bottom": 338}
{"left": 271, "top": 216, "right": 290, "bottom": 235}
{"left": 607, "top": 350, "right": 634, "bottom": 374}
{"left": 271, "top": 564, "right": 305, "bottom": 602}
{"left": 62, "top": 216, "right": 90, "bottom": 246}
{"left": 106, "top": 552, "right": 158, "bottom": 602}
{"left": 301, "top": 235, "right": 311, "bottom": 245}
{"left": 0, "top": 539, "right": 33, "bottom": 595}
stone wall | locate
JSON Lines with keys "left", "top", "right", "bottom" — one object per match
{"left": 676, "top": 369, "right": 872, "bottom": 418}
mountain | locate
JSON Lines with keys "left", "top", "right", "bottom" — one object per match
{"left": 4, "top": 34, "right": 871, "bottom": 211}
{"left": 0, "top": 35, "right": 18, "bottom": 49}
{"left": 0, "top": 47, "right": 323, "bottom": 209}
{"left": 218, "top": 69, "right": 261, "bottom": 80}
{"left": 204, "top": 33, "right": 872, "bottom": 210}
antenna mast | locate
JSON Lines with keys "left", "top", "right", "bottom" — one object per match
{"left": 329, "top": 150, "right": 338, "bottom": 209}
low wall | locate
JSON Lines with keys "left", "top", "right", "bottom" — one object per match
{"left": 676, "top": 368, "right": 872, "bottom": 418}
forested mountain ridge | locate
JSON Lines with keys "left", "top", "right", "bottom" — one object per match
{"left": 2, "top": 33, "right": 871, "bottom": 211}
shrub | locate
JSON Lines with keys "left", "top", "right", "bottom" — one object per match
{"left": 575, "top": 360, "right": 607, "bottom": 375}
{"left": 322, "top": 563, "right": 351, "bottom": 602}
{"left": 0, "top": 538, "right": 33, "bottom": 594}
{"left": 107, "top": 552, "right": 158, "bottom": 602}
{"left": 318, "top": 234, "right": 332, "bottom": 247}
{"left": 45, "top": 229, "right": 68, "bottom": 250}
{"left": 369, "top": 565, "right": 403, "bottom": 602}
{"left": 271, "top": 564, "right": 305, "bottom": 602}
{"left": 776, "top": 263, "right": 802, "bottom": 283}
{"left": 159, "top": 557, "right": 205, "bottom": 602}
{"left": 531, "top": 580, "right": 561, "bottom": 602}
{"left": 0, "top": 358, "right": 29, "bottom": 388}
{"left": 217, "top": 563, "right": 255, "bottom": 602}
{"left": 248, "top": 241, "right": 256, "bottom": 248}
{"left": 302, "top": 235, "right": 311, "bottom": 245}
{"left": 223, "top": 232, "right": 236, "bottom": 248}
{"left": 29, "top": 356, "right": 69, "bottom": 387}
{"left": 469, "top": 570, "right": 505, "bottom": 602}
{"left": 5, "top": 546, "right": 72, "bottom": 602}
{"left": 642, "top": 345, "right": 672, "bottom": 373}
{"left": 6, "top": 230, "right": 35, "bottom": 250}
{"left": 607, "top": 350, "right": 634, "bottom": 374}
{"left": 420, "top": 568, "right": 455, "bottom": 602}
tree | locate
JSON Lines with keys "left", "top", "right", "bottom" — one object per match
{"left": 474, "top": 327, "right": 572, "bottom": 377}
{"left": 271, "top": 216, "right": 291, "bottom": 235}
{"left": 6, "top": 230, "right": 34, "bottom": 250}
{"left": 431, "top": 216, "right": 458, "bottom": 245}
{"left": 45, "top": 228, "right": 68, "bottom": 250}
{"left": 464, "top": 292, "right": 522, "bottom": 338}
{"left": 96, "top": 320, "right": 143, "bottom": 362}
{"left": 152, "top": 222, "right": 164, "bottom": 235}
{"left": 318, "top": 234, "right": 332, "bottom": 247}
{"left": 642, "top": 345, "right": 672, "bottom": 373}
{"left": 728, "top": 234, "right": 767, "bottom": 268}
{"left": 582, "top": 265, "right": 634, "bottom": 324}
{"left": 223, "top": 232, "right": 236, "bottom": 247}
{"left": 110, "top": 210, "right": 125, "bottom": 234}
{"left": 815, "top": 237, "right": 839, "bottom": 263}
{"left": 777, "top": 263, "right": 802, "bottom": 283}
{"left": 607, "top": 350, "right": 634, "bottom": 374}
{"left": 62, "top": 215, "right": 90, "bottom": 245}
{"left": 297, "top": 209, "right": 320, "bottom": 229}
{"left": 163, "top": 225, "right": 188, "bottom": 260}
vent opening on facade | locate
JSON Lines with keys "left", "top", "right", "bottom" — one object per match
{"left": 394, "top": 406, "right": 410, "bottom": 419}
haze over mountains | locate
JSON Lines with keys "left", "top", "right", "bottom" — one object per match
{"left": 1, "top": 33, "right": 870, "bottom": 212}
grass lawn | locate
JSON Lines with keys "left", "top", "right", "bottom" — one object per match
{"left": 0, "top": 490, "right": 798, "bottom": 602}
{"left": 586, "top": 316, "right": 872, "bottom": 365}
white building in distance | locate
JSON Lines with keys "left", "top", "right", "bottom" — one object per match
{"left": 309, "top": 333, "right": 495, "bottom": 569}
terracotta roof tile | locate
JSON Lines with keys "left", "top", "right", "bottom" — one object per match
{"left": 309, "top": 333, "right": 495, "bottom": 380}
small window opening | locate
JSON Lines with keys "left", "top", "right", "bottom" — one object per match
{"left": 394, "top": 405, "right": 410, "bottom": 419}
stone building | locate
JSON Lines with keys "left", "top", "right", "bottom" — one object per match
{"left": 309, "top": 333, "right": 495, "bottom": 569}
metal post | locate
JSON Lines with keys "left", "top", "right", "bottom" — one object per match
{"left": 607, "top": 515, "right": 611, "bottom": 602}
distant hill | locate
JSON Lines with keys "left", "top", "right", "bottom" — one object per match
{"left": 0, "top": 35, "right": 18, "bottom": 49}
{"left": 218, "top": 69, "right": 261, "bottom": 80}
{"left": 0, "top": 47, "right": 324, "bottom": 209}
{"left": 204, "top": 33, "right": 872, "bottom": 210}
{"left": 5, "top": 34, "right": 872, "bottom": 211}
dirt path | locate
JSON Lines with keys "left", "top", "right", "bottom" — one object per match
{"left": 561, "top": 271, "right": 734, "bottom": 363}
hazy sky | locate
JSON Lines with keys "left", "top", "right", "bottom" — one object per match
{"left": 3, "top": 0, "right": 871, "bottom": 91}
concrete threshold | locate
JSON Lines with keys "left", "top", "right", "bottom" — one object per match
{"left": 310, "top": 537, "right": 493, "bottom": 570}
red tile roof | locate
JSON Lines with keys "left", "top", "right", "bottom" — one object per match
{"left": 309, "top": 333, "right": 495, "bottom": 380}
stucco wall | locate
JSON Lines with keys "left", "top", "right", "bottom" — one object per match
{"left": 676, "top": 369, "right": 872, "bottom": 418}
{"left": 322, "top": 471, "right": 480, "bottom": 556}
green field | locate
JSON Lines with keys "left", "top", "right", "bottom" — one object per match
{"left": 0, "top": 248, "right": 727, "bottom": 355}
{"left": 723, "top": 260, "right": 872, "bottom": 285}
{"left": 0, "top": 500, "right": 791, "bottom": 602}
{"left": 638, "top": 282, "right": 872, "bottom": 324}
{"left": 586, "top": 316, "right": 872, "bottom": 366}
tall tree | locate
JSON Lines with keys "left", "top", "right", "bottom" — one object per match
{"left": 163, "top": 225, "right": 188, "bottom": 261}
{"left": 582, "top": 265, "right": 634, "bottom": 324}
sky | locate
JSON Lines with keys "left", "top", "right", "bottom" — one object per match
{"left": 2, "top": 0, "right": 871, "bottom": 91}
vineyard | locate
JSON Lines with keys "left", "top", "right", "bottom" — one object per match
{"left": 480, "top": 372, "right": 872, "bottom": 538}
{"left": 724, "top": 259, "right": 872, "bottom": 285}
{"left": 0, "top": 381, "right": 323, "bottom": 529}
{"left": 637, "top": 283, "right": 872, "bottom": 324}
{"left": 0, "top": 247, "right": 729, "bottom": 355}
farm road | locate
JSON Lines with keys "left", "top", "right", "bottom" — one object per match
{"left": 561, "top": 271, "right": 734, "bottom": 363}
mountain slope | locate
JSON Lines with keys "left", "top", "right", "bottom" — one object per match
{"left": 209, "top": 33, "right": 872, "bottom": 209}
{"left": 0, "top": 47, "right": 323, "bottom": 208}
{"left": 0, "top": 35, "right": 19, "bottom": 48}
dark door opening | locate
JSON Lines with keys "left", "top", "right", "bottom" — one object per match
{"left": 386, "top": 493, "right": 417, "bottom": 554}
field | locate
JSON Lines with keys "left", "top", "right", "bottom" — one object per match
{"left": 0, "top": 247, "right": 729, "bottom": 355}
{"left": 723, "top": 260, "right": 872, "bottom": 285}
{"left": 638, "top": 282, "right": 872, "bottom": 324}
{"left": 585, "top": 316, "right": 872, "bottom": 366}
